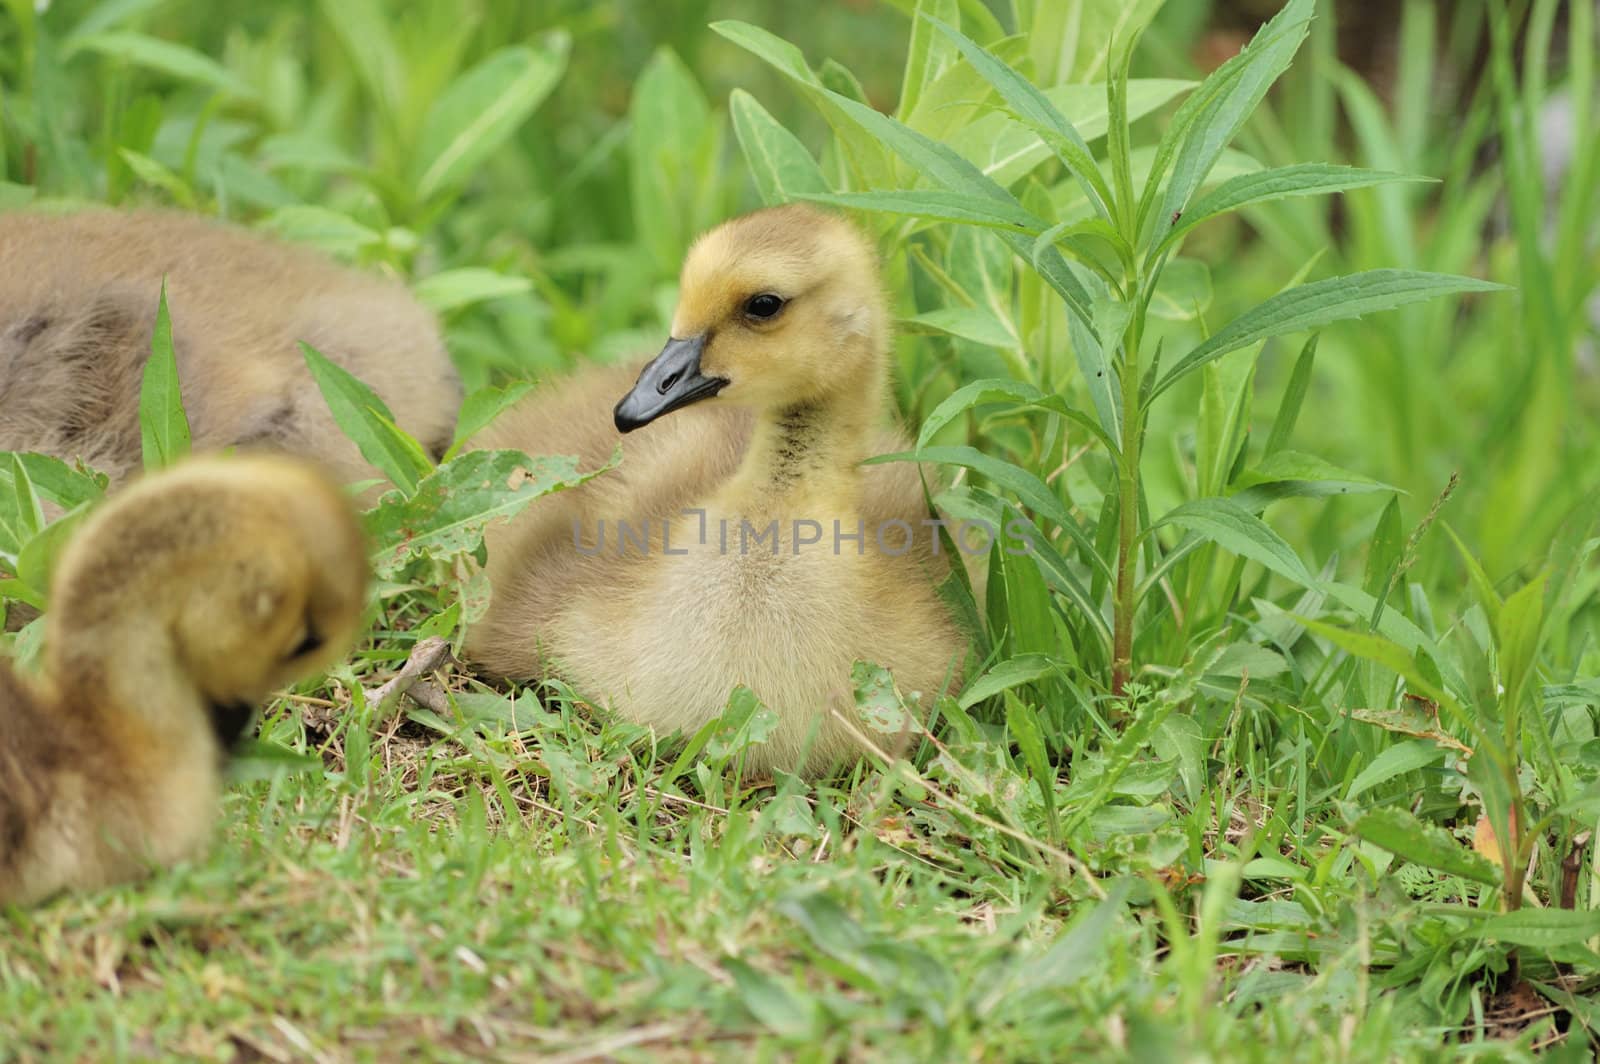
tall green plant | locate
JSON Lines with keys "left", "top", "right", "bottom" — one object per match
{"left": 725, "top": 0, "right": 1501, "bottom": 698}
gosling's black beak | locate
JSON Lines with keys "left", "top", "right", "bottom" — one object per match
{"left": 613, "top": 334, "right": 727, "bottom": 433}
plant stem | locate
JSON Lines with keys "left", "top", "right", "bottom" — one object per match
{"left": 1111, "top": 305, "right": 1144, "bottom": 696}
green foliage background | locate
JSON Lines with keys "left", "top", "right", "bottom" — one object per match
{"left": 1, "top": 0, "right": 1598, "bottom": 1058}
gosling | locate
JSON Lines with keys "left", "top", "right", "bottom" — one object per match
{"left": 0, "top": 209, "right": 461, "bottom": 487}
{"left": 467, "top": 205, "right": 967, "bottom": 776}
{"left": 0, "top": 455, "right": 367, "bottom": 906}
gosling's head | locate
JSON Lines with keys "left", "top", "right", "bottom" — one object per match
{"left": 614, "top": 204, "right": 888, "bottom": 431}
{"left": 47, "top": 455, "right": 369, "bottom": 746}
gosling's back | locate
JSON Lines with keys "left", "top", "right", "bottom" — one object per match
{"left": 0, "top": 209, "right": 460, "bottom": 484}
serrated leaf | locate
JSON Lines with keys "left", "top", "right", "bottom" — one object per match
{"left": 1350, "top": 806, "right": 1500, "bottom": 885}
{"left": 365, "top": 448, "right": 609, "bottom": 575}
{"left": 729, "top": 89, "right": 829, "bottom": 206}
{"left": 1153, "top": 271, "right": 1508, "bottom": 399}
{"left": 1149, "top": 0, "right": 1315, "bottom": 235}
{"left": 301, "top": 343, "right": 431, "bottom": 493}
{"left": 1234, "top": 450, "right": 1396, "bottom": 495}
{"left": 139, "top": 281, "right": 191, "bottom": 470}
{"left": 1155, "top": 497, "right": 1312, "bottom": 586}
{"left": 1160, "top": 164, "right": 1434, "bottom": 252}
{"left": 3, "top": 455, "right": 107, "bottom": 512}
{"left": 413, "top": 37, "right": 568, "bottom": 201}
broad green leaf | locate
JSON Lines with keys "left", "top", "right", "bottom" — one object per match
{"left": 711, "top": 21, "right": 897, "bottom": 192}
{"left": 1160, "top": 165, "right": 1433, "bottom": 253}
{"left": 1233, "top": 450, "right": 1397, "bottom": 497}
{"left": 1497, "top": 572, "right": 1547, "bottom": 708}
{"left": 1345, "top": 739, "right": 1445, "bottom": 801}
{"left": 1482, "top": 908, "right": 1600, "bottom": 948}
{"left": 446, "top": 381, "right": 536, "bottom": 460}
{"left": 15, "top": 502, "right": 89, "bottom": 604}
{"left": 413, "top": 268, "right": 532, "bottom": 315}
{"left": 729, "top": 89, "right": 829, "bottom": 206}
{"left": 803, "top": 189, "right": 1046, "bottom": 232}
{"left": 960, "top": 653, "right": 1057, "bottom": 709}
{"left": 723, "top": 957, "right": 819, "bottom": 1037}
{"left": 926, "top": 16, "right": 1114, "bottom": 219}
{"left": 709, "top": 20, "right": 816, "bottom": 84}
{"left": 915, "top": 378, "right": 1114, "bottom": 453}
{"left": 301, "top": 343, "right": 432, "bottom": 493}
{"left": 705, "top": 686, "right": 778, "bottom": 760}
{"left": 2, "top": 455, "right": 107, "bottom": 512}
{"left": 1351, "top": 806, "right": 1500, "bottom": 885}
{"left": 1152, "top": 271, "right": 1508, "bottom": 400}
{"left": 413, "top": 38, "right": 568, "bottom": 201}
{"left": 365, "top": 448, "right": 609, "bottom": 575}
{"left": 901, "top": 307, "right": 1017, "bottom": 348}
{"left": 629, "top": 47, "right": 721, "bottom": 273}
{"left": 1155, "top": 497, "right": 1312, "bottom": 586}
{"left": 140, "top": 281, "right": 191, "bottom": 470}
{"left": 948, "top": 227, "right": 1020, "bottom": 347}
{"left": 981, "top": 882, "right": 1131, "bottom": 1013}
{"left": 0, "top": 454, "right": 44, "bottom": 560}
{"left": 71, "top": 32, "right": 259, "bottom": 100}
{"left": 852, "top": 660, "right": 916, "bottom": 734}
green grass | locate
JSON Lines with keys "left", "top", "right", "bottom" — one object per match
{"left": 2, "top": 0, "right": 1599, "bottom": 1059}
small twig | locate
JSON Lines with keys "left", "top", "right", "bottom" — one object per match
{"left": 365, "top": 637, "right": 452, "bottom": 725}
{"left": 404, "top": 680, "right": 454, "bottom": 715}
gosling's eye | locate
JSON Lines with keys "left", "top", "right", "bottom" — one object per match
{"left": 290, "top": 628, "right": 324, "bottom": 659}
{"left": 743, "top": 293, "right": 786, "bottom": 321}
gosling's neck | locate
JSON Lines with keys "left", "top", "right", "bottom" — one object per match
{"left": 723, "top": 372, "right": 882, "bottom": 517}
{"left": 45, "top": 610, "right": 224, "bottom": 758}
